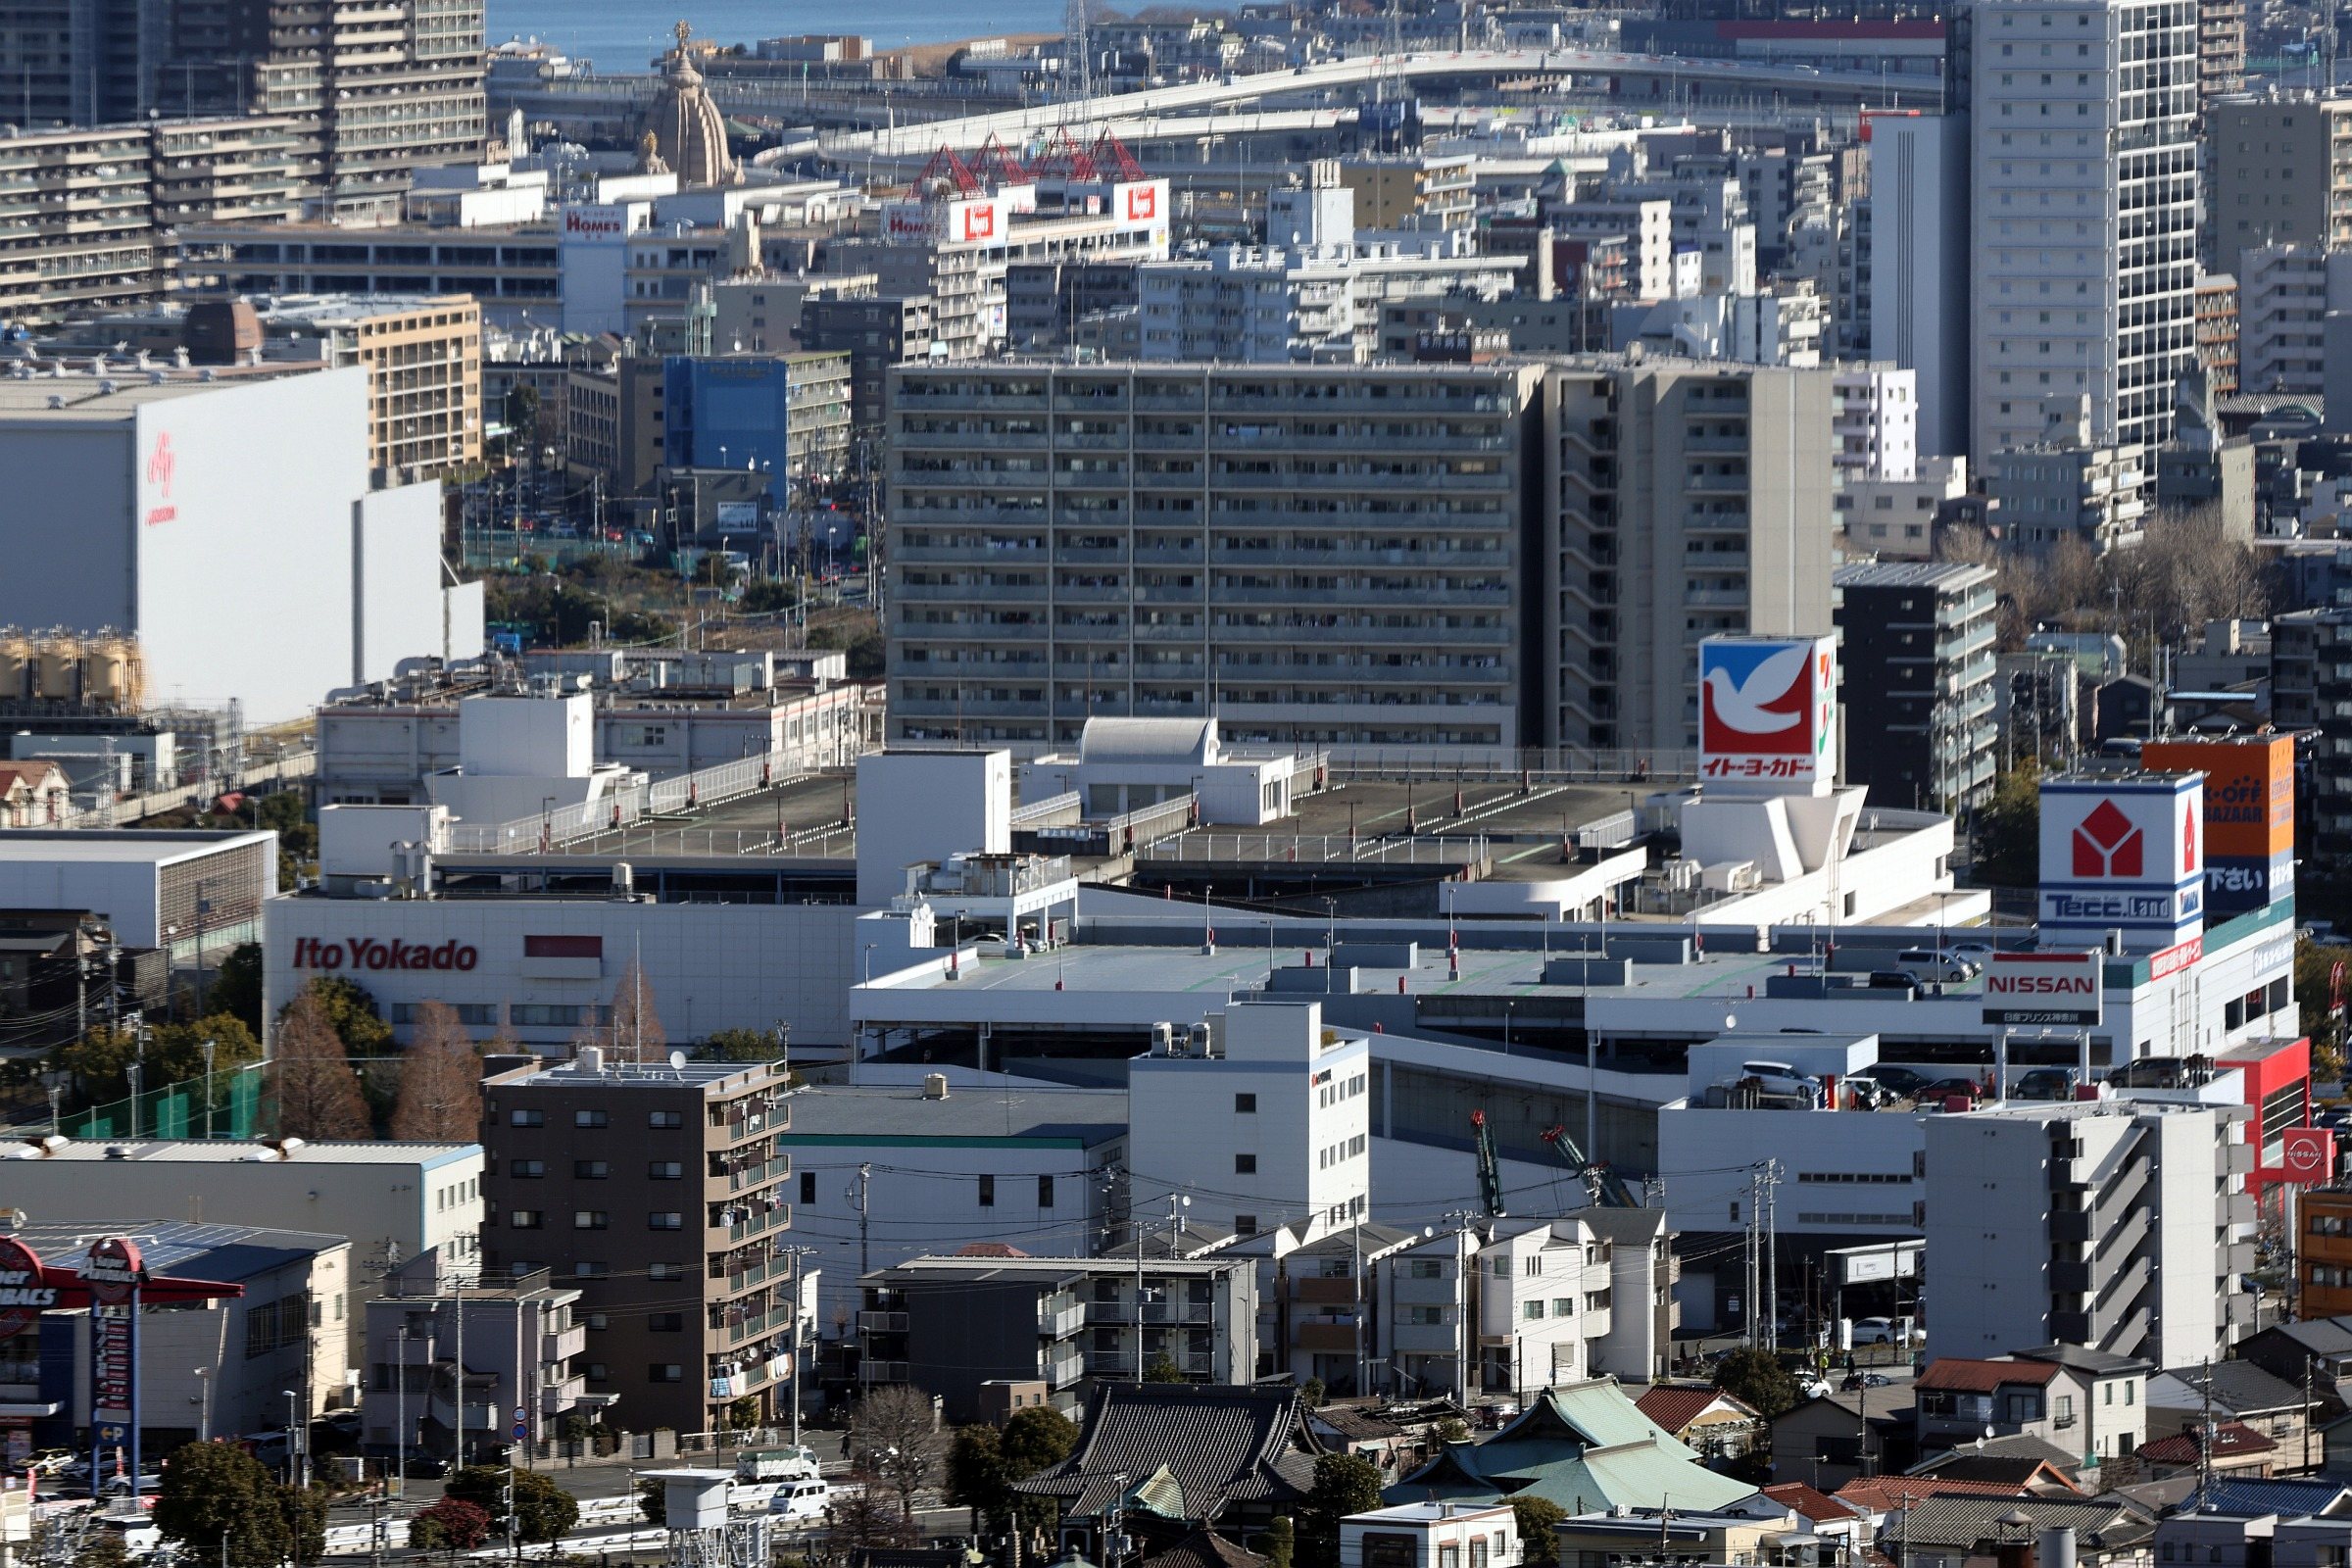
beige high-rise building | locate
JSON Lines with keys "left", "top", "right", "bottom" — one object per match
{"left": 2206, "top": 93, "right": 2352, "bottom": 257}
{"left": 1544, "top": 360, "right": 1838, "bottom": 755}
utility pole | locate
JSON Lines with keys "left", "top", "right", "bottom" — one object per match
{"left": 856, "top": 1164, "right": 871, "bottom": 1278}
{"left": 1763, "top": 1159, "right": 1781, "bottom": 1352}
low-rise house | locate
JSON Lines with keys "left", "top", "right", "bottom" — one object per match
{"left": 1636, "top": 1384, "right": 1764, "bottom": 1461}
{"left": 1342, "top": 1501, "right": 1522, "bottom": 1568}
{"left": 1914, "top": 1352, "right": 2144, "bottom": 1459}
{"left": 0, "top": 763, "right": 70, "bottom": 827}
{"left": 2148, "top": 1362, "right": 2314, "bottom": 1466}
{"left": 1772, "top": 1391, "right": 1915, "bottom": 1491}
{"left": 1908, "top": 1435, "right": 2085, "bottom": 1494}
{"left": 1891, "top": 1495, "right": 2153, "bottom": 1568}
{"left": 2137, "top": 1422, "right": 2278, "bottom": 1479}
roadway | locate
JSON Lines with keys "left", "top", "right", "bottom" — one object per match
{"left": 818, "top": 47, "right": 1917, "bottom": 160}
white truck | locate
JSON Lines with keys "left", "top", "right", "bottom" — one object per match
{"left": 734, "top": 1446, "right": 820, "bottom": 1484}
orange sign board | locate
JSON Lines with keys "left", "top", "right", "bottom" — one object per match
{"left": 2141, "top": 735, "right": 2294, "bottom": 859}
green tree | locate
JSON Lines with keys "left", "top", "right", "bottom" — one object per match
{"left": 1971, "top": 762, "right": 2042, "bottom": 889}
{"left": 282, "top": 1484, "right": 329, "bottom": 1563}
{"left": 1712, "top": 1347, "right": 1801, "bottom": 1419}
{"left": 255, "top": 791, "right": 317, "bottom": 891}
{"left": 209, "top": 943, "right": 265, "bottom": 1033}
{"left": 635, "top": 1477, "right": 668, "bottom": 1526}
{"left": 1262, "top": 1516, "right": 1296, "bottom": 1568}
{"left": 151, "top": 1015, "right": 263, "bottom": 1086}
{"left": 1297, "top": 1453, "right": 1385, "bottom": 1568}
{"left": 1431, "top": 1417, "right": 1470, "bottom": 1444}
{"left": 2299, "top": 936, "right": 2348, "bottom": 1088}
{"left": 153, "top": 1441, "right": 294, "bottom": 1568}
{"left": 707, "top": 1027, "right": 786, "bottom": 1062}
{"left": 55, "top": 1025, "right": 140, "bottom": 1103}
{"left": 1510, "top": 1497, "right": 1564, "bottom": 1564}
{"left": 1144, "top": 1351, "right": 1185, "bottom": 1383}
{"left": 445, "top": 1466, "right": 578, "bottom": 1544}
{"left": 945, "top": 1407, "right": 1077, "bottom": 1534}
{"left": 410, "top": 1497, "right": 493, "bottom": 1554}
{"left": 1299, "top": 1377, "right": 1327, "bottom": 1408}
{"left": 69, "top": 1528, "right": 128, "bottom": 1568}
{"left": 296, "top": 976, "right": 396, "bottom": 1058}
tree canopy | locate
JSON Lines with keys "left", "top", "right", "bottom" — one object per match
{"left": 445, "top": 1466, "right": 578, "bottom": 1544}
{"left": 1712, "top": 1347, "right": 1800, "bottom": 1419}
{"left": 153, "top": 1441, "right": 294, "bottom": 1568}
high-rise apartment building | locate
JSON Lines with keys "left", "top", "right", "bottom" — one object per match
{"left": 0, "top": 0, "right": 482, "bottom": 216}
{"left": 1544, "top": 361, "right": 1837, "bottom": 755}
{"left": 1832, "top": 562, "right": 1999, "bottom": 810}
{"left": 1867, "top": 114, "right": 1972, "bottom": 456}
{"left": 479, "top": 1054, "right": 798, "bottom": 1438}
{"left": 2235, "top": 244, "right": 2352, "bottom": 394}
{"left": 1969, "top": 0, "right": 2199, "bottom": 457}
{"left": 2199, "top": 0, "right": 2246, "bottom": 104}
{"left": 2205, "top": 94, "right": 2352, "bottom": 256}
{"left": 1926, "top": 1100, "right": 2255, "bottom": 1371}
{"left": 885, "top": 361, "right": 1545, "bottom": 752}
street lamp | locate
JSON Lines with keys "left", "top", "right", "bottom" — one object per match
{"left": 192, "top": 1368, "right": 211, "bottom": 1443}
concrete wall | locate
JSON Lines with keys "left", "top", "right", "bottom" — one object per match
{"left": 1869, "top": 115, "right": 1971, "bottom": 457}
{"left": 855, "top": 750, "right": 1010, "bottom": 906}
{"left": 354, "top": 482, "right": 458, "bottom": 682}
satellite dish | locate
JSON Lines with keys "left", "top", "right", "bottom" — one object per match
{"left": 669, "top": 1050, "right": 687, "bottom": 1070}
{"left": 1724, "top": 1013, "right": 1739, "bottom": 1031}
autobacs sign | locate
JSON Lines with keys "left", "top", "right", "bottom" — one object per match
{"left": 292, "top": 937, "right": 478, "bottom": 972}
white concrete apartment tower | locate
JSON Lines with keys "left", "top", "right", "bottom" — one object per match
{"left": 1969, "top": 0, "right": 2199, "bottom": 456}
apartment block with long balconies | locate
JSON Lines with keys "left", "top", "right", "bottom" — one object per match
{"left": 1544, "top": 360, "right": 1838, "bottom": 756}
{"left": 885, "top": 360, "right": 1546, "bottom": 754}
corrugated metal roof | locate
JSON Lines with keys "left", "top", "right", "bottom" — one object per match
{"left": 1916, "top": 1358, "right": 2064, "bottom": 1393}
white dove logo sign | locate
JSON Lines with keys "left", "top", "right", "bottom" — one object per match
{"left": 1697, "top": 635, "right": 1836, "bottom": 793}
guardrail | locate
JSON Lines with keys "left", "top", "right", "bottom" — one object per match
{"left": 1010, "top": 791, "right": 1082, "bottom": 825}
{"left": 444, "top": 754, "right": 816, "bottom": 855}
{"left": 1141, "top": 831, "right": 1492, "bottom": 865}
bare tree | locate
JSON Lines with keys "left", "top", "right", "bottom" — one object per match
{"left": 270, "top": 993, "right": 371, "bottom": 1140}
{"left": 851, "top": 1386, "right": 946, "bottom": 1522}
{"left": 389, "top": 1002, "right": 482, "bottom": 1141}
{"left": 606, "top": 960, "right": 666, "bottom": 1062}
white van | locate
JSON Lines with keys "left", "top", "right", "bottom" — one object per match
{"left": 769, "top": 1479, "right": 831, "bottom": 1523}
{"left": 1895, "top": 949, "right": 1979, "bottom": 985}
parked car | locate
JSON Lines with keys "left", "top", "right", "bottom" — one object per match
{"left": 2012, "top": 1067, "right": 2081, "bottom": 1102}
{"left": 2107, "top": 1056, "right": 2194, "bottom": 1089}
{"left": 1853, "top": 1316, "right": 1918, "bottom": 1346}
{"left": 1895, "top": 949, "right": 1981, "bottom": 984}
{"left": 1849, "top": 1065, "right": 1929, "bottom": 1102}
{"left": 1865, "top": 971, "right": 1920, "bottom": 994}
{"left": 1737, "top": 1060, "right": 1821, "bottom": 1103}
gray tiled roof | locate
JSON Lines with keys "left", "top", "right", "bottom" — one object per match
{"left": 1016, "top": 1384, "right": 1321, "bottom": 1522}
{"left": 1896, "top": 1496, "right": 2152, "bottom": 1552}
{"left": 2150, "top": 1360, "right": 2307, "bottom": 1416}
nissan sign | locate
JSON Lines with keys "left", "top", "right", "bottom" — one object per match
{"left": 2283, "top": 1126, "right": 2337, "bottom": 1183}
{"left": 1982, "top": 950, "right": 2104, "bottom": 1026}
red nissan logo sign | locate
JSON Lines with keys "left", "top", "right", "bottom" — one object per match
{"left": 2284, "top": 1127, "right": 2336, "bottom": 1180}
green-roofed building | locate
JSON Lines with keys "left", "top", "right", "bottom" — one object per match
{"left": 1382, "top": 1381, "right": 1759, "bottom": 1514}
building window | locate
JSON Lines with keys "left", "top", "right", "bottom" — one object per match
{"left": 979, "top": 1176, "right": 997, "bottom": 1207}
{"left": 649, "top": 1111, "right": 683, "bottom": 1130}
{"left": 649, "top": 1263, "right": 684, "bottom": 1282}
{"left": 1554, "top": 1298, "right": 1575, "bottom": 1317}
{"left": 1400, "top": 1306, "right": 1445, "bottom": 1326}
{"left": 648, "top": 1212, "right": 684, "bottom": 1230}
{"left": 510, "top": 1110, "right": 544, "bottom": 1128}
{"left": 574, "top": 1161, "right": 608, "bottom": 1179}
{"left": 1408, "top": 1259, "right": 1443, "bottom": 1279}
{"left": 649, "top": 1162, "right": 683, "bottom": 1180}
{"left": 1440, "top": 1544, "right": 1460, "bottom": 1568}
{"left": 1236, "top": 1094, "right": 1256, "bottom": 1113}
{"left": 511, "top": 1210, "right": 542, "bottom": 1229}
{"left": 649, "top": 1314, "right": 683, "bottom": 1332}
{"left": 511, "top": 1160, "right": 544, "bottom": 1179}
{"left": 1236, "top": 1154, "right": 1257, "bottom": 1174}
{"left": 1235, "top": 1214, "right": 1256, "bottom": 1235}
{"left": 575, "top": 1110, "right": 609, "bottom": 1129}
{"left": 1524, "top": 1301, "right": 1544, "bottom": 1320}
{"left": 649, "top": 1364, "right": 683, "bottom": 1383}
{"left": 801, "top": 1173, "right": 816, "bottom": 1205}
{"left": 1039, "top": 1176, "right": 1055, "bottom": 1208}
{"left": 586, "top": 1363, "right": 609, "bottom": 1383}
{"left": 574, "top": 1211, "right": 608, "bottom": 1230}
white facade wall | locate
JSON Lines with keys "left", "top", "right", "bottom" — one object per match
{"left": 262, "top": 896, "right": 931, "bottom": 1051}
{"left": 1660, "top": 1103, "right": 1926, "bottom": 1242}
{"left": 459, "top": 693, "right": 593, "bottom": 778}
{"left": 855, "top": 750, "right": 1010, "bottom": 906}
{"left": 1127, "top": 1001, "right": 1370, "bottom": 1243}
{"left": 1, "top": 1143, "right": 481, "bottom": 1370}
{"left": 353, "top": 482, "right": 460, "bottom": 680}
{"left": 1474, "top": 1221, "right": 1616, "bottom": 1387}
{"left": 1835, "top": 367, "right": 1921, "bottom": 481}
{"left": 0, "top": 370, "right": 463, "bottom": 723}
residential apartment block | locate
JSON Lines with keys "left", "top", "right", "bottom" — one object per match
{"left": 1833, "top": 562, "right": 2001, "bottom": 811}
{"left": 885, "top": 361, "right": 1546, "bottom": 752}
{"left": 1969, "top": 0, "right": 2200, "bottom": 455}
{"left": 362, "top": 1247, "right": 590, "bottom": 1462}
{"left": 856, "top": 1253, "right": 1257, "bottom": 1422}
{"left": 2206, "top": 94, "right": 2352, "bottom": 255}
{"left": 1544, "top": 360, "right": 1838, "bottom": 755}
{"left": 480, "top": 1054, "right": 797, "bottom": 1437}
{"left": 1925, "top": 1100, "right": 2255, "bottom": 1370}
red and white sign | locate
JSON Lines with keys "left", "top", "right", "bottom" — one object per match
{"left": 2037, "top": 775, "right": 2205, "bottom": 945}
{"left": 141, "top": 430, "right": 176, "bottom": 526}
{"left": 1696, "top": 634, "right": 1837, "bottom": 795}
{"left": 0, "top": 1238, "right": 57, "bottom": 1340}
{"left": 1982, "top": 950, "right": 2103, "bottom": 1025}
{"left": 2283, "top": 1126, "right": 2337, "bottom": 1181}
{"left": 2148, "top": 934, "right": 2204, "bottom": 980}
{"left": 559, "top": 204, "right": 631, "bottom": 244}
{"left": 951, "top": 195, "right": 1003, "bottom": 244}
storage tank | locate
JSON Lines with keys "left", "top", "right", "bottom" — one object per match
{"left": 33, "top": 635, "right": 77, "bottom": 702}
{"left": 0, "top": 630, "right": 29, "bottom": 703}
{"left": 82, "top": 636, "right": 139, "bottom": 710}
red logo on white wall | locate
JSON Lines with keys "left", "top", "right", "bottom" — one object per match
{"left": 143, "top": 431, "right": 176, "bottom": 525}
{"left": 1126, "top": 185, "right": 1156, "bottom": 222}
{"left": 960, "top": 204, "right": 996, "bottom": 242}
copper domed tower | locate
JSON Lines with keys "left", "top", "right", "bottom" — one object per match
{"left": 643, "top": 21, "right": 738, "bottom": 186}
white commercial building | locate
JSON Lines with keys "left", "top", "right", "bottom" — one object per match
{"left": 1970, "top": 0, "right": 2199, "bottom": 456}
{"left": 0, "top": 368, "right": 479, "bottom": 722}
{"left": 0, "top": 1138, "right": 485, "bottom": 1368}
{"left": 1834, "top": 366, "right": 1921, "bottom": 482}
{"left": 1925, "top": 1098, "right": 2255, "bottom": 1369}
{"left": 0, "top": 828, "right": 273, "bottom": 959}
{"left": 1127, "top": 999, "right": 1371, "bottom": 1245}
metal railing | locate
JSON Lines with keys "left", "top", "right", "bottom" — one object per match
{"left": 1142, "top": 831, "right": 1492, "bottom": 866}
{"left": 444, "top": 753, "right": 819, "bottom": 856}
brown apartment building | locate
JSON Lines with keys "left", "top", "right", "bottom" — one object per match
{"left": 481, "top": 1052, "right": 796, "bottom": 1437}
{"left": 2301, "top": 1188, "right": 2352, "bottom": 1319}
